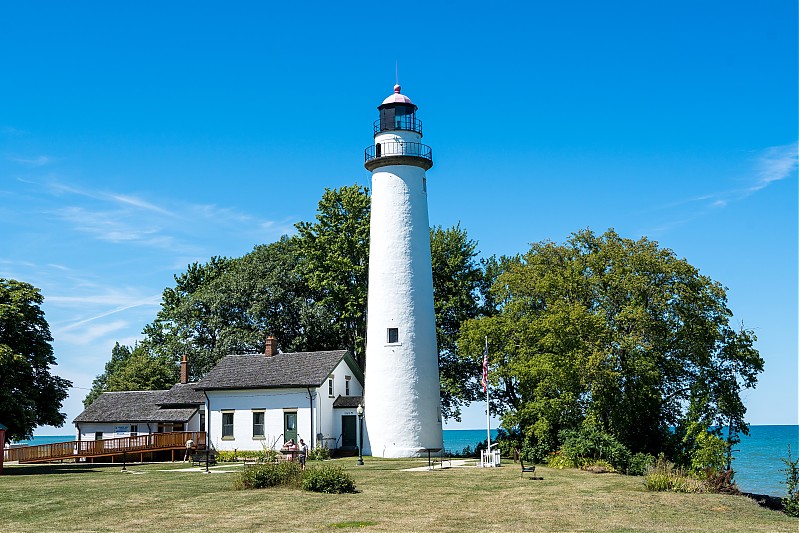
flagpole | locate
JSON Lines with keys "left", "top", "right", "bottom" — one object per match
{"left": 485, "top": 336, "right": 490, "bottom": 454}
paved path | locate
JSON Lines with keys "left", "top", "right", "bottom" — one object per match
{"left": 401, "top": 459, "right": 479, "bottom": 471}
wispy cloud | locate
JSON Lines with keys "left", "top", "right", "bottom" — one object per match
{"left": 34, "top": 178, "right": 293, "bottom": 252}
{"left": 47, "top": 182, "right": 175, "bottom": 216}
{"left": 639, "top": 142, "right": 797, "bottom": 236}
{"left": 107, "top": 193, "right": 175, "bottom": 216}
{"left": 7, "top": 155, "right": 53, "bottom": 167}
{"left": 748, "top": 141, "right": 798, "bottom": 192}
{"left": 48, "top": 289, "right": 161, "bottom": 346}
{"left": 48, "top": 293, "right": 161, "bottom": 311}
{"left": 54, "top": 205, "right": 175, "bottom": 246}
{"left": 56, "top": 319, "right": 130, "bottom": 346}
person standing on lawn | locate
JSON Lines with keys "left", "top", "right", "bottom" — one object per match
{"left": 184, "top": 438, "right": 195, "bottom": 462}
{"left": 298, "top": 439, "right": 308, "bottom": 469}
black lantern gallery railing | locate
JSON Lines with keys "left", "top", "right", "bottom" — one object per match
{"left": 364, "top": 141, "right": 432, "bottom": 164}
{"left": 373, "top": 117, "right": 423, "bottom": 135}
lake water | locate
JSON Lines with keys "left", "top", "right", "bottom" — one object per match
{"left": 17, "top": 425, "right": 798, "bottom": 496}
{"left": 442, "top": 426, "right": 799, "bottom": 497}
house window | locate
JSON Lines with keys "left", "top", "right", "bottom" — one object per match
{"left": 199, "top": 413, "right": 206, "bottom": 432}
{"left": 328, "top": 377, "right": 334, "bottom": 397}
{"left": 130, "top": 425, "right": 138, "bottom": 437}
{"left": 345, "top": 376, "right": 351, "bottom": 396}
{"left": 252, "top": 411, "right": 265, "bottom": 439}
{"left": 387, "top": 327, "right": 399, "bottom": 344}
{"left": 222, "top": 411, "right": 234, "bottom": 440}
{"left": 95, "top": 432, "right": 103, "bottom": 441}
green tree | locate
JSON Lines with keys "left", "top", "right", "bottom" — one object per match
{"left": 233, "top": 237, "right": 339, "bottom": 353}
{"left": 140, "top": 256, "right": 234, "bottom": 378}
{"left": 84, "top": 343, "right": 178, "bottom": 406}
{"left": 459, "top": 229, "right": 763, "bottom": 462}
{"left": 83, "top": 342, "right": 133, "bottom": 407}
{"left": 430, "top": 224, "right": 484, "bottom": 420}
{"left": 0, "top": 278, "right": 71, "bottom": 440}
{"left": 105, "top": 345, "right": 177, "bottom": 392}
{"left": 296, "top": 185, "right": 371, "bottom": 367}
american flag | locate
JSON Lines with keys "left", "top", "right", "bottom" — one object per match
{"left": 481, "top": 342, "right": 488, "bottom": 392}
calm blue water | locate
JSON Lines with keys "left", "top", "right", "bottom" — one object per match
{"left": 442, "top": 426, "right": 799, "bottom": 497}
{"left": 10, "top": 435, "right": 76, "bottom": 446}
{"left": 18, "top": 426, "right": 798, "bottom": 496}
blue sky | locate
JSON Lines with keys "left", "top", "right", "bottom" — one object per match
{"left": 1, "top": 1, "right": 796, "bottom": 433}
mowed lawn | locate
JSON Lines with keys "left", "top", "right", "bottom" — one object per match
{"left": 0, "top": 458, "right": 794, "bottom": 532}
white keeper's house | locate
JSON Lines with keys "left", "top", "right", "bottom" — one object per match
{"left": 194, "top": 337, "right": 364, "bottom": 452}
{"left": 73, "top": 382, "right": 205, "bottom": 441}
{"left": 74, "top": 338, "right": 364, "bottom": 453}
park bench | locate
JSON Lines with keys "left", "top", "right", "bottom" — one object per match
{"left": 516, "top": 449, "right": 541, "bottom": 479}
{"left": 191, "top": 451, "right": 217, "bottom": 467}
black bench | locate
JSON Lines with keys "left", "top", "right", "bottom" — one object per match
{"left": 191, "top": 451, "right": 217, "bottom": 467}
{"left": 516, "top": 449, "right": 541, "bottom": 479}
{"left": 520, "top": 458, "right": 536, "bottom": 478}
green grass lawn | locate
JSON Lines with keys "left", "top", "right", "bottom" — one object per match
{"left": 0, "top": 458, "right": 794, "bottom": 532}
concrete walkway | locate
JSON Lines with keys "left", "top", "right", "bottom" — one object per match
{"left": 156, "top": 463, "right": 245, "bottom": 473}
{"left": 401, "top": 459, "right": 479, "bottom": 471}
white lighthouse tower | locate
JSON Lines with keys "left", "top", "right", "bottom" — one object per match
{"left": 362, "top": 85, "right": 443, "bottom": 458}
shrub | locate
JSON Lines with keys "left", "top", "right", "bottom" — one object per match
{"left": 301, "top": 464, "right": 357, "bottom": 494}
{"left": 217, "top": 449, "right": 267, "bottom": 463}
{"left": 582, "top": 459, "right": 616, "bottom": 473}
{"left": 557, "top": 427, "right": 631, "bottom": 472}
{"left": 689, "top": 430, "right": 729, "bottom": 474}
{"left": 454, "top": 445, "right": 475, "bottom": 458}
{"left": 627, "top": 452, "right": 656, "bottom": 476}
{"left": 234, "top": 461, "right": 302, "bottom": 490}
{"left": 703, "top": 467, "right": 739, "bottom": 495}
{"left": 263, "top": 448, "right": 280, "bottom": 463}
{"left": 782, "top": 446, "right": 799, "bottom": 517}
{"left": 308, "top": 446, "right": 330, "bottom": 461}
{"left": 644, "top": 455, "right": 705, "bottom": 494}
{"left": 216, "top": 450, "right": 237, "bottom": 463}
{"left": 546, "top": 451, "right": 578, "bottom": 469}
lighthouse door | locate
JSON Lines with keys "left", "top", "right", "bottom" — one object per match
{"left": 341, "top": 415, "right": 357, "bottom": 449}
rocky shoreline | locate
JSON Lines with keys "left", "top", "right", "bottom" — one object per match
{"left": 743, "top": 492, "right": 783, "bottom": 512}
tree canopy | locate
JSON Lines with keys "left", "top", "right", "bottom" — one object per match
{"left": 0, "top": 278, "right": 71, "bottom": 441}
{"left": 458, "top": 229, "right": 763, "bottom": 462}
{"left": 430, "top": 224, "right": 486, "bottom": 420}
{"left": 83, "top": 342, "right": 177, "bottom": 407}
{"left": 84, "top": 185, "right": 764, "bottom": 465}
{"left": 296, "top": 185, "right": 371, "bottom": 368}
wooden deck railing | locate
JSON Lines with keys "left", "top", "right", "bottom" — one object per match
{"left": 4, "top": 431, "right": 206, "bottom": 463}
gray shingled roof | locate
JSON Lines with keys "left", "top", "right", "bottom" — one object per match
{"left": 159, "top": 382, "right": 205, "bottom": 406}
{"left": 73, "top": 390, "right": 197, "bottom": 423}
{"left": 333, "top": 395, "right": 364, "bottom": 408}
{"left": 195, "top": 350, "right": 359, "bottom": 391}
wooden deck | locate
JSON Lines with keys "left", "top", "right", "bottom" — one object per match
{"left": 3, "top": 431, "right": 206, "bottom": 464}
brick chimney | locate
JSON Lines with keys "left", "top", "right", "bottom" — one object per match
{"left": 264, "top": 336, "right": 278, "bottom": 357}
{"left": 180, "top": 354, "right": 188, "bottom": 384}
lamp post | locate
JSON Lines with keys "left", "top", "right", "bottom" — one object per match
{"left": 356, "top": 403, "right": 364, "bottom": 466}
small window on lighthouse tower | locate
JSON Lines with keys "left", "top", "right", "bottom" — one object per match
{"left": 387, "top": 328, "right": 399, "bottom": 344}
